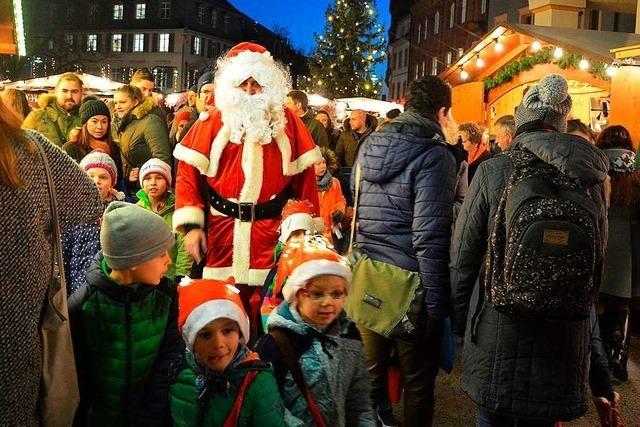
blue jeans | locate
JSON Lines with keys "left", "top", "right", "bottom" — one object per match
{"left": 476, "top": 407, "right": 555, "bottom": 427}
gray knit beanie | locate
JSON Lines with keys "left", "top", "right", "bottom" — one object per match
{"left": 515, "top": 74, "right": 572, "bottom": 133}
{"left": 101, "top": 201, "right": 175, "bottom": 270}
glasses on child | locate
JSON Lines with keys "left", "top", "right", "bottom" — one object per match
{"left": 301, "top": 289, "right": 346, "bottom": 301}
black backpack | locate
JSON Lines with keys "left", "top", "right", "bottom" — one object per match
{"left": 484, "top": 149, "right": 600, "bottom": 320}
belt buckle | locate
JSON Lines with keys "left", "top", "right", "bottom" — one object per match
{"left": 238, "top": 202, "right": 255, "bottom": 222}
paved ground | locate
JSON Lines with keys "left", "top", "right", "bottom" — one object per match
{"left": 412, "top": 334, "right": 640, "bottom": 426}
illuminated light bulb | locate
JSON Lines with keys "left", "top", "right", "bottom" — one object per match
{"left": 579, "top": 59, "right": 589, "bottom": 70}
{"left": 606, "top": 64, "right": 618, "bottom": 77}
{"left": 494, "top": 42, "right": 503, "bottom": 52}
{"left": 476, "top": 57, "right": 485, "bottom": 68}
{"left": 460, "top": 70, "right": 469, "bottom": 80}
{"left": 553, "top": 47, "right": 563, "bottom": 58}
{"left": 531, "top": 40, "right": 542, "bottom": 51}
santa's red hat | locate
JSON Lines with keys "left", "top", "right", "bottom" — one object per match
{"left": 276, "top": 236, "right": 351, "bottom": 302}
{"left": 279, "top": 199, "right": 316, "bottom": 243}
{"left": 226, "top": 42, "right": 267, "bottom": 58}
{"left": 177, "top": 277, "right": 250, "bottom": 350}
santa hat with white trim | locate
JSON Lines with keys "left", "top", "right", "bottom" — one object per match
{"left": 279, "top": 199, "right": 316, "bottom": 243}
{"left": 177, "top": 277, "right": 250, "bottom": 351}
{"left": 277, "top": 236, "right": 351, "bottom": 302}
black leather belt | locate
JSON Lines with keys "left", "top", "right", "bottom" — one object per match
{"left": 209, "top": 186, "right": 292, "bottom": 222}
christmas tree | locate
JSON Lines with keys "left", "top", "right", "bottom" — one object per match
{"left": 307, "top": 0, "right": 386, "bottom": 98}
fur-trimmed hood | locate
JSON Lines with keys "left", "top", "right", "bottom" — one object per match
{"left": 38, "top": 93, "right": 58, "bottom": 109}
{"left": 129, "top": 96, "right": 156, "bottom": 120}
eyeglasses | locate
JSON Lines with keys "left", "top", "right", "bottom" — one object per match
{"left": 300, "top": 290, "right": 346, "bottom": 301}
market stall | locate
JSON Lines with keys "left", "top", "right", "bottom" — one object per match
{"left": 440, "top": 23, "right": 640, "bottom": 146}
{"left": 1, "top": 73, "right": 123, "bottom": 102}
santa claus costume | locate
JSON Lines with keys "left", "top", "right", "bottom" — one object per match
{"left": 173, "top": 42, "right": 321, "bottom": 328}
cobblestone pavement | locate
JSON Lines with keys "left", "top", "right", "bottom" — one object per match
{"left": 424, "top": 334, "right": 640, "bottom": 426}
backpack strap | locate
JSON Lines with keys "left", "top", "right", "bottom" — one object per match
{"left": 222, "top": 369, "right": 260, "bottom": 427}
{"left": 270, "top": 329, "right": 327, "bottom": 427}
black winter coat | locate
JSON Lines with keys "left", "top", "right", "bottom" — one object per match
{"left": 450, "top": 127, "right": 610, "bottom": 421}
{"left": 353, "top": 111, "right": 457, "bottom": 320}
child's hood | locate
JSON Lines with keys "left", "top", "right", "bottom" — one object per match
{"left": 268, "top": 301, "right": 351, "bottom": 337}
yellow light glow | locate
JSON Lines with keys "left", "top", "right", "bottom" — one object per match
{"left": 13, "top": 0, "right": 27, "bottom": 56}
{"left": 553, "top": 47, "right": 563, "bottom": 58}
{"left": 476, "top": 57, "right": 484, "bottom": 68}
{"left": 531, "top": 40, "right": 542, "bottom": 51}
{"left": 579, "top": 59, "right": 589, "bottom": 70}
{"left": 460, "top": 70, "right": 469, "bottom": 80}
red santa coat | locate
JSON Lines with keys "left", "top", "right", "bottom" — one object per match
{"left": 173, "top": 108, "right": 321, "bottom": 286}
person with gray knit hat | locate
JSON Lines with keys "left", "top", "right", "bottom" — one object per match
{"left": 68, "top": 201, "right": 182, "bottom": 426}
{"left": 100, "top": 201, "right": 175, "bottom": 271}
{"left": 452, "top": 74, "right": 615, "bottom": 425}
{"left": 515, "top": 74, "right": 572, "bottom": 133}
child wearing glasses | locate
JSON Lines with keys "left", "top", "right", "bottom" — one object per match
{"left": 255, "top": 235, "right": 375, "bottom": 427}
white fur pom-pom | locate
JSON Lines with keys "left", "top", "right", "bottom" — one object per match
{"left": 199, "top": 111, "right": 210, "bottom": 122}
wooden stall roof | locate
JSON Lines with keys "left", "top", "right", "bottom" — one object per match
{"left": 441, "top": 23, "right": 640, "bottom": 87}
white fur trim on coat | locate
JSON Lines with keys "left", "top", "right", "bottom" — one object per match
{"left": 173, "top": 144, "right": 210, "bottom": 176}
{"left": 203, "top": 266, "right": 272, "bottom": 287}
{"left": 173, "top": 206, "right": 205, "bottom": 232}
{"left": 205, "top": 125, "right": 232, "bottom": 178}
{"left": 274, "top": 131, "right": 322, "bottom": 176}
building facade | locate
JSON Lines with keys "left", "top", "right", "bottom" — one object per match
{"left": 386, "top": 0, "right": 637, "bottom": 102}
{"left": 21, "top": 0, "right": 307, "bottom": 91}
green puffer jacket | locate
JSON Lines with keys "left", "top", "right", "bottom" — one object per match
{"left": 69, "top": 253, "right": 183, "bottom": 427}
{"left": 136, "top": 190, "right": 193, "bottom": 280}
{"left": 22, "top": 94, "right": 82, "bottom": 147}
{"left": 117, "top": 97, "right": 172, "bottom": 186}
{"left": 170, "top": 351, "right": 285, "bottom": 427}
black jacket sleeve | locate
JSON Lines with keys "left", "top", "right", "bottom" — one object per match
{"left": 450, "top": 163, "right": 492, "bottom": 336}
{"left": 138, "top": 285, "right": 185, "bottom": 427}
{"left": 68, "top": 284, "right": 93, "bottom": 426}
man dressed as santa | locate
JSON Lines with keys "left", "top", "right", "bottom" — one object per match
{"left": 173, "top": 42, "right": 321, "bottom": 326}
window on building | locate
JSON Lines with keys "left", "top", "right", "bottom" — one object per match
{"left": 434, "top": 11, "right": 440, "bottom": 34}
{"left": 160, "top": 1, "right": 171, "bottom": 19}
{"left": 421, "top": 60, "right": 426, "bottom": 77}
{"left": 211, "top": 9, "right": 218, "bottom": 27}
{"left": 224, "top": 13, "right": 230, "bottom": 33}
{"left": 415, "top": 63, "right": 419, "bottom": 80}
{"left": 133, "top": 33, "right": 145, "bottom": 52}
{"left": 449, "top": 3, "right": 455, "bottom": 28}
{"left": 112, "top": 34, "right": 122, "bottom": 52}
{"left": 65, "top": 33, "right": 74, "bottom": 49}
{"left": 159, "top": 33, "right": 170, "bottom": 52}
{"left": 198, "top": 5, "right": 205, "bottom": 24}
{"left": 481, "top": 0, "right": 487, "bottom": 14}
{"left": 87, "top": 34, "right": 97, "bottom": 52}
{"left": 424, "top": 17, "right": 428, "bottom": 40}
{"left": 113, "top": 4, "right": 123, "bottom": 20}
{"left": 461, "top": 0, "right": 467, "bottom": 23}
{"left": 135, "top": 3, "right": 146, "bottom": 20}
{"left": 446, "top": 51, "right": 452, "bottom": 65}
{"left": 89, "top": 4, "right": 99, "bottom": 21}
{"left": 431, "top": 57, "right": 438, "bottom": 75}
{"left": 457, "top": 47, "right": 464, "bottom": 58}
{"left": 48, "top": 39, "right": 54, "bottom": 50}
{"left": 417, "top": 23, "right": 421, "bottom": 42}
{"left": 193, "top": 36, "right": 202, "bottom": 55}
{"left": 404, "top": 48, "right": 409, "bottom": 66}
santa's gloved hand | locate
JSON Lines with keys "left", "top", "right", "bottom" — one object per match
{"left": 331, "top": 210, "right": 344, "bottom": 224}
{"left": 593, "top": 392, "right": 625, "bottom": 427}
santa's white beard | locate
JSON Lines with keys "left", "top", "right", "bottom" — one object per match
{"left": 216, "top": 88, "right": 286, "bottom": 145}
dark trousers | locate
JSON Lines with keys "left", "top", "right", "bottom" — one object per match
{"left": 476, "top": 407, "right": 555, "bottom": 427}
{"left": 358, "top": 325, "right": 442, "bottom": 427}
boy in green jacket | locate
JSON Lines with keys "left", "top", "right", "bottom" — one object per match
{"left": 69, "top": 202, "right": 183, "bottom": 427}
{"left": 170, "top": 277, "right": 284, "bottom": 427}
{"left": 136, "top": 158, "right": 193, "bottom": 281}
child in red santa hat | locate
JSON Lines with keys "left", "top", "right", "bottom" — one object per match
{"left": 255, "top": 236, "right": 375, "bottom": 427}
{"left": 259, "top": 199, "right": 318, "bottom": 334}
{"left": 170, "top": 277, "right": 284, "bottom": 426}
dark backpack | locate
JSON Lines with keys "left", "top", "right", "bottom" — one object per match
{"left": 484, "top": 149, "right": 600, "bottom": 320}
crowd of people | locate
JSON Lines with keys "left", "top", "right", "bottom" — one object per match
{"left": 0, "top": 40, "right": 637, "bottom": 427}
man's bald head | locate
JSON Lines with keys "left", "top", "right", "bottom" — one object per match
{"left": 350, "top": 110, "right": 367, "bottom": 132}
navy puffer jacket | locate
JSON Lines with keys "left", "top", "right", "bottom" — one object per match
{"left": 353, "top": 111, "right": 457, "bottom": 320}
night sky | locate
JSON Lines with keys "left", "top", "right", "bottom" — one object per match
{"left": 229, "top": 0, "right": 391, "bottom": 87}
